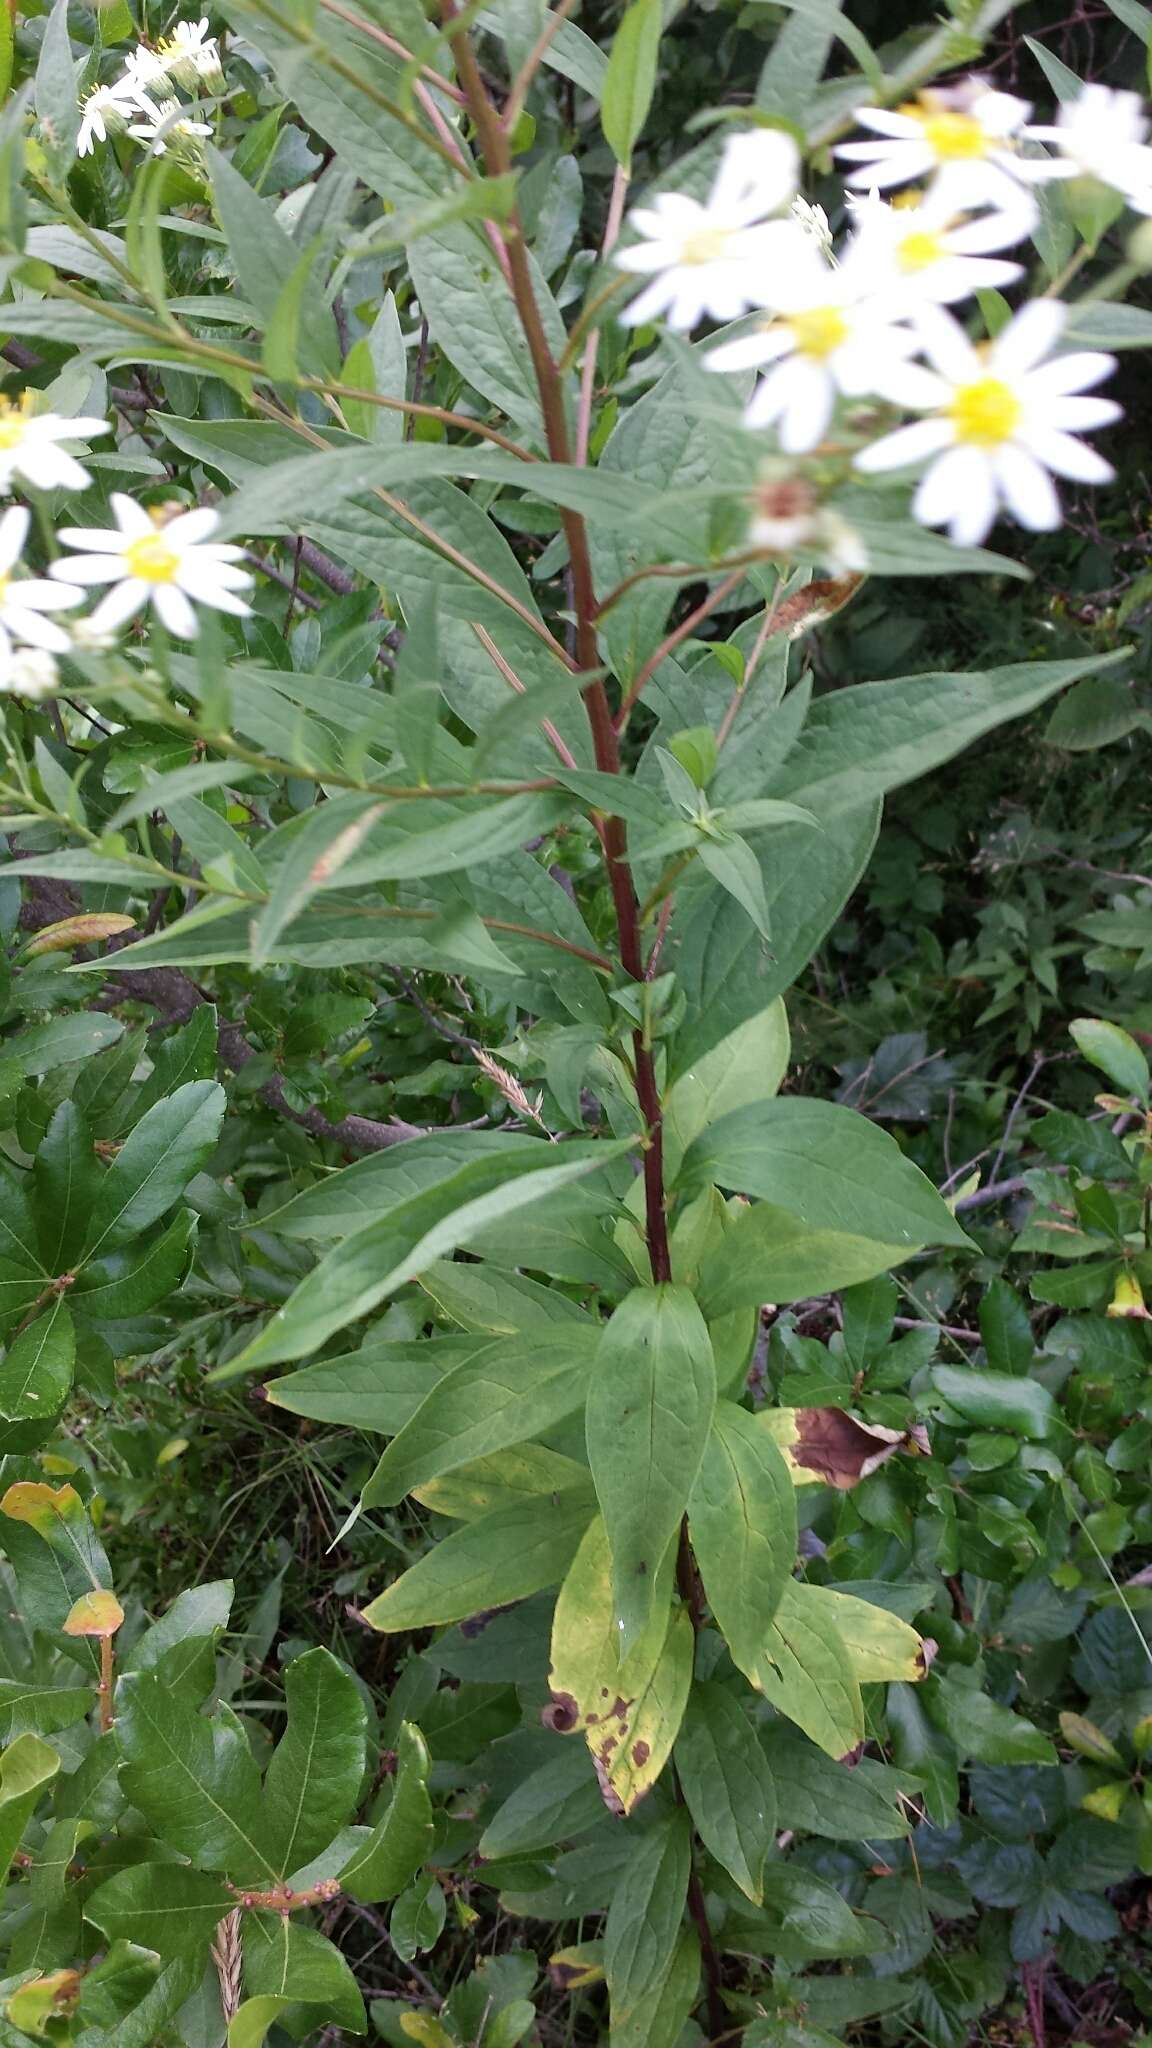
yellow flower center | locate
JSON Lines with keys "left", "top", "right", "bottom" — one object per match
{"left": 123, "top": 532, "right": 181, "bottom": 583}
{"left": 789, "top": 305, "right": 849, "bottom": 359}
{"left": 681, "top": 227, "right": 731, "bottom": 266}
{"left": 0, "top": 574, "right": 11, "bottom": 605}
{"left": 0, "top": 393, "right": 35, "bottom": 452}
{"left": 919, "top": 110, "right": 988, "bottom": 160}
{"left": 949, "top": 376, "right": 1021, "bottom": 446}
{"left": 897, "top": 228, "right": 945, "bottom": 272}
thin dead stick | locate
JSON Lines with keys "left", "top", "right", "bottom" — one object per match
{"left": 576, "top": 165, "right": 629, "bottom": 468}
{"left": 471, "top": 622, "right": 579, "bottom": 767}
{"left": 98, "top": 1636, "right": 115, "bottom": 1732}
{"left": 615, "top": 567, "right": 747, "bottom": 730}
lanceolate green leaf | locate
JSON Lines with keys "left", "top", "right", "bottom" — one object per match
{"left": 696, "top": 1202, "right": 914, "bottom": 1316}
{"left": 82, "top": 1082, "right": 226, "bottom": 1258}
{"left": 116, "top": 1671, "right": 275, "bottom": 1880}
{"left": 85, "top": 1864, "right": 233, "bottom": 1961}
{"left": 688, "top": 1402, "right": 796, "bottom": 1679}
{"left": 260, "top": 1650, "right": 368, "bottom": 1877}
{"left": 0, "top": 1301, "right": 74, "bottom": 1424}
{"left": 767, "top": 651, "right": 1129, "bottom": 818}
{"left": 224, "top": 1141, "right": 629, "bottom": 1374}
{"left": 585, "top": 1285, "right": 716, "bottom": 1652}
{"left": 676, "top": 1682, "right": 777, "bottom": 1903}
{"left": 604, "top": 1810, "right": 692, "bottom": 2038}
{"left": 360, "top": 1329, "right": 601, "bottom": 1508}
{"left": 0, "top": 1735, "right": 59, "bottom": 1878}
{"left": 339, "top": 1722, "right": 432, "bottom": 1904}
{"left": 600, "top": 0, "right": 662, "bottom": 170}
{"left": 361, "top": 1491, "right": 594, "bottom": 1633}
{"left": 681, "top": 1099, "right": 973, "bottom": 1252}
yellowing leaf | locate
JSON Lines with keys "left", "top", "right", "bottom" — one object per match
{"left": 549, "top": 1942, "right": 605, "bottom": 1991}
{"left": 548, "top": 1516, "right": 686, "bottom": 1814}
{"left": 63, "top": 1589, "right": 124, "bottom": 1639}
{"left": 797, "top": 1584, "right": 928, "bottom": 1684}
{"left": 1, "top": 1481, "right": 83, "bottom": 1533}
{"left": 753, "top": 1582, "right": 864, "bottom": 1759}
{"left": 23, "top": 914, "right": 135, "bottom": 957}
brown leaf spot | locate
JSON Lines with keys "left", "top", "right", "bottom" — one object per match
{"left": 592, "top": 1754, "right": 626, "bottom": 1817}
{"left": 791, "top": 1407, "right": 924, "bottom": 1489}
{"left": 631, "top": 1739, "right": 650, "bottom": 1767}
{"left": 542, "top": 1692, "right": 580, "bottom": 1733}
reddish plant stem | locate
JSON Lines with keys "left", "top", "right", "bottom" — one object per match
{"left": 616, "top": 568, "right": 747, "bottom": 733}
{"left": 443, "top": 0, "right": 670, "bottom": 1285}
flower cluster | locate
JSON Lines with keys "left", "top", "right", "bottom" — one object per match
{"left": 614, "top": 78, "right": 1145, "bottom": 548}
{"left": 0, "top": 396, "right": 250, "bottom": 700}
{"left": 78, "top": 18, "right": 220, "bottom": 159}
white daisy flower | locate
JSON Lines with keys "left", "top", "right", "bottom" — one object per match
{"left": 855, "top": 299, "right": 1120, "bottom": 546}
{"left": 706, "top": 246, "right": 920, "bottom": 452}
{"left": 121, "top": 43, "right": 173, "bottom": 99}
{"left": 77, "top": 81, "right": 137, "bottom": 156}
{"left": 4, "top": 649, "right": 61, "bottom": 700}
{"left": 158, "top": 18, "right": 224, "bottom": 90}
{"left": 846, "top": 188, "right": 1031, "bottom": 306}
{"left": 127, "top": 96, "right": 213, "bottom": 155}
{"left": 50, "top": 495, "right": 254, "bottom": 640}
{"left": 0, "top": 508, "right": 85, "bottom": 683}
{"left": 0, "top": 393, "right": 110, "bottom": 495}
{"left": 615, "top": 128, "right": 808, "bottom": 331}
{"left": 1020, "top": 84, "right": 1152, "bottom": 213}
{"left": 837, "top": 82, "right": 1037, "bottom": 218}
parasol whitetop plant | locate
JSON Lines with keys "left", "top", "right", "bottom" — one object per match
{"left": 4, "top": 7, "right": 1152, "bottom": 2044}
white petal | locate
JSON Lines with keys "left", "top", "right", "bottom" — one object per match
{"left": 707, "top": 326, "right": 793, "bottom": 374}
{"left": 154, "top": 583, "right": 200, "bottom": 637}
{"left": 990, "top": 298, "right": 1066, "bottom": 375}
{"left": 89, "top": 579, "right": 149, "bottom": 631}
{"left": 1020, "top": 425, "right": 1114, "bottom": 483}
{"left": 36, "top": 414, "right": 109, "bottom": 442}
{"left": 1025, "top": 350, "right": 1117, "bottom": 396}
{"left": 915, "top": 302, "right": 981, "bottom": 382}
{"left": 947, "top": 207, "right": 1035, "bottom": 255}
{"left": 180, "top": 559, "right": 252, "bottom": 595}
{"left": 868, "top": 361, "right": 953, "bottom": 411}
{"left": 846, "top": 108, "right": 921, "bottom": 139}
{"left": 914, "top": 443, "right": 994, "bottom": 540}
{"left": 54, "top": 525, "right": 128, "bottom": 552}
{"left": 15, "top": 445, "right": 85, "bottom": 491}
{"left": 619, "top": 271, "right": 678, "bottom": 327}
{"left": 615, "top": 242, "right": 678, "bottom": 276}
{"left": 0, "top": 506, "right": 29, "bottom": 575}
{"left": 50, "top": 555, "right": 126, "bottom": 585}
{"left": 922, "top": 255, "right": 1022, "bottom": 301}
{"left": 161, "top": 506, "right": 219, "bottom": 546}
{"left": 5, "top": 609, "right": 75, "bottom": 652}
{"left": 1042, "top": 395, "right": 1121, "bottom": 430}
{"left": 839, "top": 144, "right": 937, "bottom": 187}
{"left": 190, "top": 583, "right": 251, "bottom": 617}
{"left": 110, "top": 494, "right": 154, "bottom": 538}
{"left": 855, "top": 416, "right": 957, "bottom": 472}
{"left": 11, "top": 578, "right": 83, "bottom": 610}
{"left": 993, "top": 444, "right": 1061, "bottom": 530}
{"left": 778, "top": 359, "right": 835, "bottom": 452}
